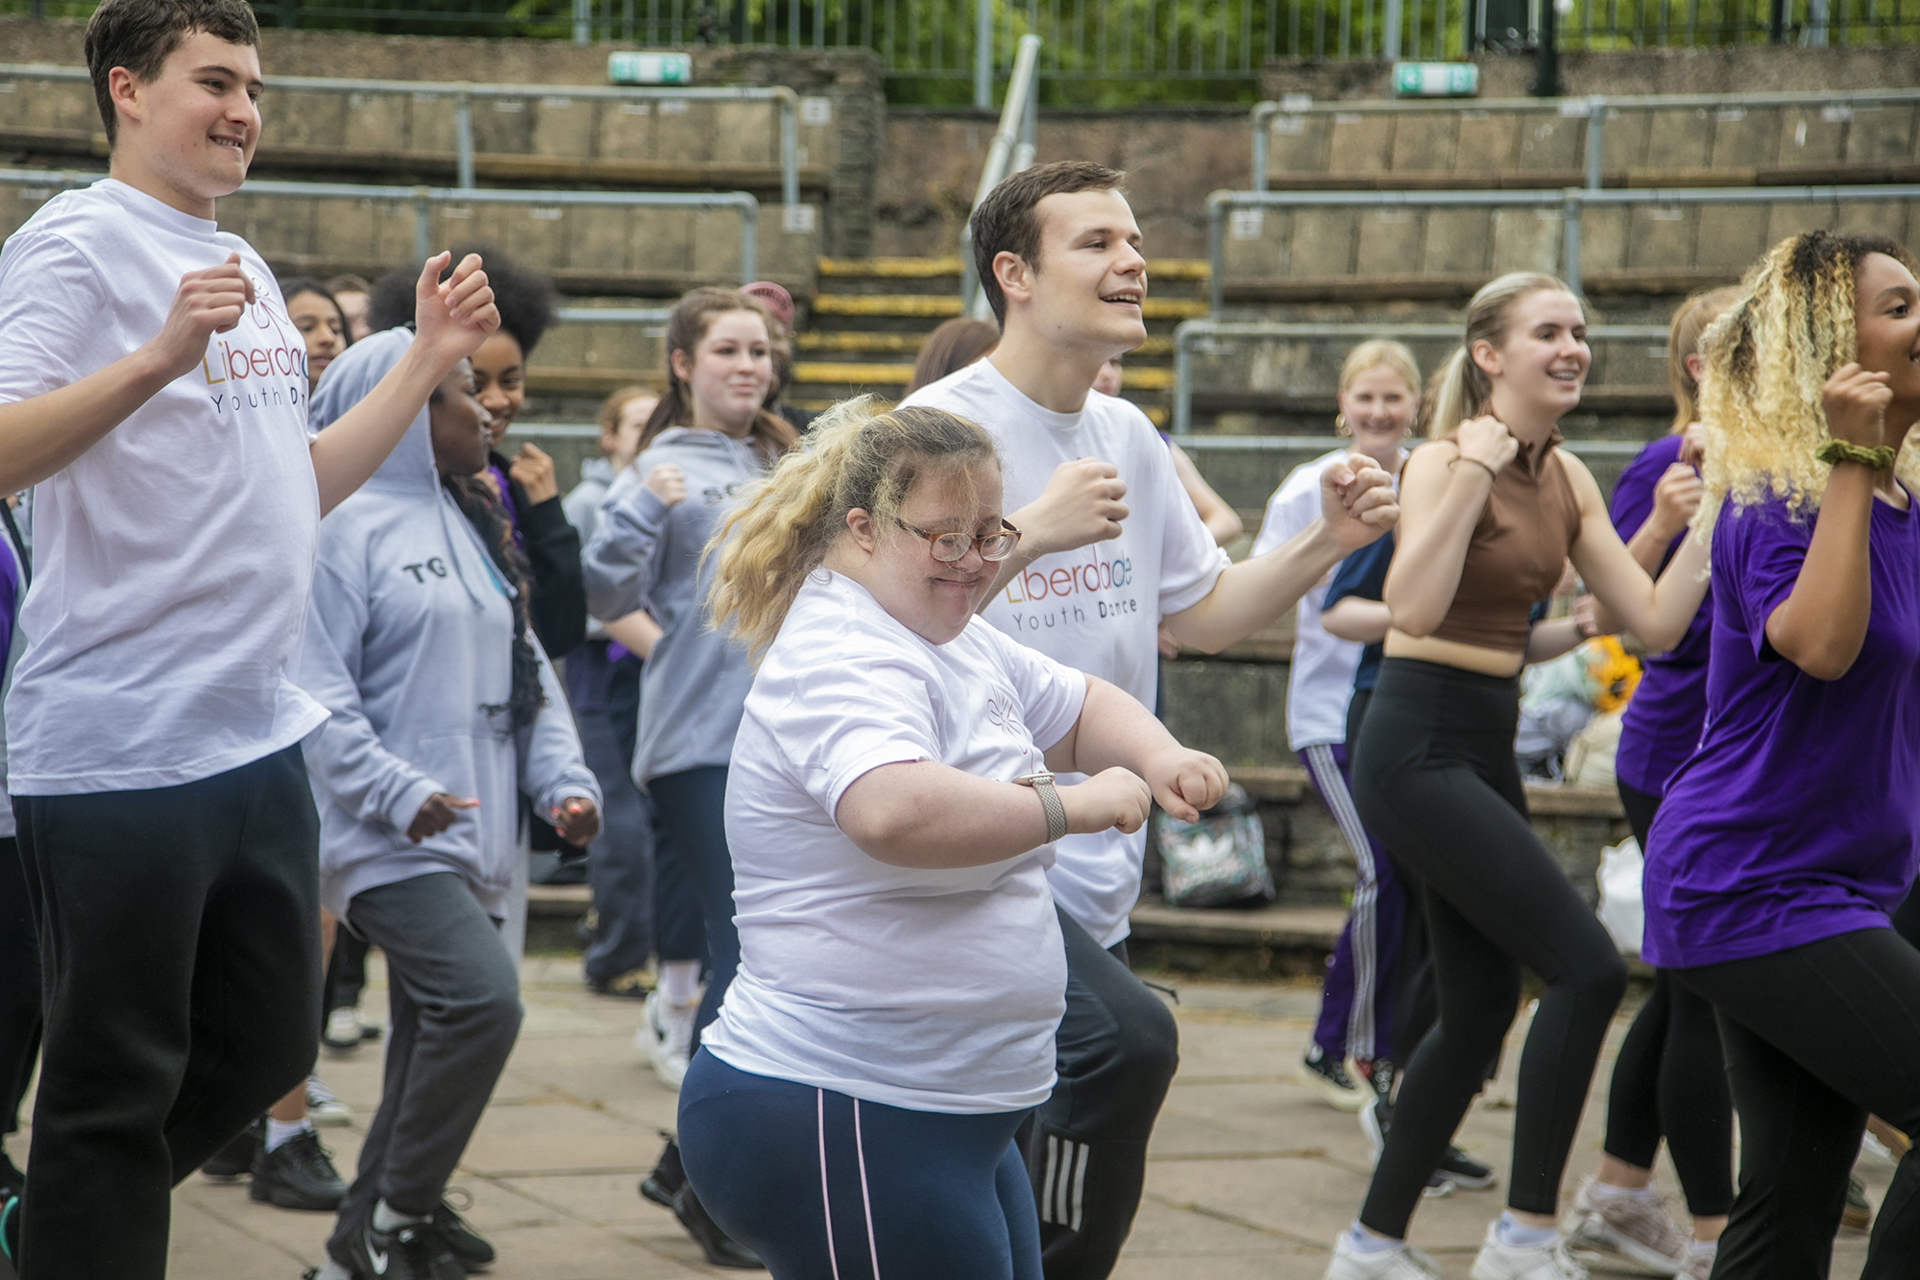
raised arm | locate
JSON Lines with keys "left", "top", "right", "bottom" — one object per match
{"left": 1564, "top": 452, "right": 1710, "bottom": 654}
{"left": 1167, "top": 453, "right": 1397, "bottom": 653}
{"left": 974, "top": 457, "right": 1132, "bottom": 607}
{"left": 1760, "top": 364, "right": 1891, "bottom": 680}
{"left": 308, "top": 253, "right": 499, "bottom": 515}
{"left": 581, "top": 465, "right": 679, "bottom": 622}
{"left": 1383, "top": 421, "right": 1516, "bottom": 637}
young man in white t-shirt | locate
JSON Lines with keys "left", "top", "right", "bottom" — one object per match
{"left": 0, "top": 1, "right": 499, "bottom": 1273}
{"left": 900, "top": 159, "right": 1398, "bottom": 1279}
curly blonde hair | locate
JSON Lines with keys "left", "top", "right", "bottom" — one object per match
{"left": 1695, "top": 231, "right": 1917, "bottom": 532}
{"left": 706, "top": 396, "right": 1001, "bottom": 660}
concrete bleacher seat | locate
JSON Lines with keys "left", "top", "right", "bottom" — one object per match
{"left": 1263, "top": 95, "right": 1920, "bottom": 189}
{"left": 0, "top": 69, "right": 834, "bottom": 193}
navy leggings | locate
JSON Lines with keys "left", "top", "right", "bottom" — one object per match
{"left": 649, "top": 766, "right": 739, "bottom": 1039}
{"left": 679, "top": 1050, "right": 1042, "bottom": 1280}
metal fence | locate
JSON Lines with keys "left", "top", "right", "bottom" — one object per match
{"left": 8, "top": 0, "right": 1917, "bottom": 98}
{"left": 1250, "top": 87, "right": 1920, "bottom": 193}
{"left": 1205, "top": 183, "right": 1920, "bottom": 312}
{"left": 1169, "top": 318, "right": 1668, "bottom": 434}
{"left": 0, "top": 168, "right": 762, "bottom": 280}
{"left": 0, "top": 64, "right": 802, "bottom": 206}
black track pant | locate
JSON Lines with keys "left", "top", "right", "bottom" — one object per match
{"left": 11, "top": 746, "right": 322, "bottom": 1279}
{"left": 1601, "top": 780, "right": 1733, "bottom": 1217}
{"left": 1349, "top": 690, "right": 1436, "bottom": 1078}
{"left": 0, "top": 836, "right": 39, "bottom": 1161}
{"left": 1022, "top": 907, "right": 1179, "bottom": 1280}
{"left": 1352, "top": 659, "right": 1627, "bottom": 1235}
{"left": 1677, "top": 928, "right": 1920, "bottom": 1280}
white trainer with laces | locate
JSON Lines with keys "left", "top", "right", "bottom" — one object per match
{"left": 1563, "top": 1175, "right": 1686, "bottom": 1276}
{"left": 636, "top": 990, "right": 698, "bottom": 1092}
{"left": 1470, "top": 1221, "right": 1591, "bottom": 1280}
{"left": 1324, "top": 1233, "right": 1443, "bottom": 1280}
{"left": 305, "top": 1075, "right": 352, "bottom": 1128}
{"left": 1676, "top": 1244, "right": 1716, "bottom": 1280}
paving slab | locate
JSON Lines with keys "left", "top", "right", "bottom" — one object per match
{"left": 8, "top": 956, "right": 1891, "bottom": 1277}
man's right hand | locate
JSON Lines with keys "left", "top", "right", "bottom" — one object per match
{"left": 1011, "top": 458, "right": 1128, "bottom": 560}
{"left": 144, "top": 252, "right": 255, "bottom": 382}
{"left": 407, "top": 792, "right": 479, "bottom": 843}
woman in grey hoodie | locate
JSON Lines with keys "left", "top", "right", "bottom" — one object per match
{"left": 299, "top": 328, "right": 603, "bottom": 1280}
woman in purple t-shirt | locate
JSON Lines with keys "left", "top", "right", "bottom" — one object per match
{"left": 1564, "top": 287, "right": 1740, "bottom": 1277}
{"left": 1642, "top": 231, "right": 1920, "bottom": 1279}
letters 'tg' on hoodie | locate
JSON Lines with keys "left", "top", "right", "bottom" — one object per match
{"left": 296, "top": 328, "right": 601, "bottom": 922}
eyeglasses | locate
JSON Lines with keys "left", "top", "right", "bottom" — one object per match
{"left": 896, "top": 518, "right": 1022, "bottom": 564}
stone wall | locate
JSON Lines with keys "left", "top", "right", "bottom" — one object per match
{"left": 0, "top": 18, "right": 885, "bottom": 256}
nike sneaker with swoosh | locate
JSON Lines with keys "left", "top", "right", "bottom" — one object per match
{"left": 345, "top": 1218, "right": 464, "bottom": 1280}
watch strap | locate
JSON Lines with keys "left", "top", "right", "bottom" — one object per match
{"left": 1017, "top": 773, "right": 1068, "bottom": 844}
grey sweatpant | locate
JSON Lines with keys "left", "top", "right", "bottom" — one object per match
{"left": 328, "top": 871, "right": 522, "bottom": 1249}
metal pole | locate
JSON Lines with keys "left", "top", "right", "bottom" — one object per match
{"left": 1805, "top": 0, "right": 1830, "bottom": 44}
{"left": 1584, "top": 94, "right": 1604, "bottom": 189}
{"left": 1770, "top": 0, "right": 1789, "bottom": 40}
{"left": 1384, "top": 0, "right": 1403, "bottom": 58}
{"left": 1208, "top": 195, "right": 1226, "bottom": 315}
{"left": 413, "top": 188, "right": 432, "bottom": 264}
{"left": 1173, "top": 322, "right": 1195, "bottom": 435}
{"left": 573, "top": 0, "right": 592, "bottom": 44}
{"left": 975, "top": 0, "right": 994, "bottom": 111}
{"left": 1011, "top": 68, "right": 1038, "bottom": 174}
{"left": 1561, "top": 189, "right": 1583, "bottom": 297}
{"left": 739, "top": 201, "right": 758, "bottom": 284}
{"left": 962, "top": 34, "right": 1043, "bottom": 313}
{"left": 455, "top": 90, "right": 475, "bottom": 191}
{"left": 1250, "top": 103, "right": 1273, "bottom": 195}
{"left": 1532, "top": 0, "right": 1560, "bottom": 97}
{"left": 778, "top": 92, "right": 799, "bottom": 207}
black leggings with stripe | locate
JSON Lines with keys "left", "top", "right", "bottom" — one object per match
{"left": 680, "top": 1050, "right": 1042, "bottom": 1280}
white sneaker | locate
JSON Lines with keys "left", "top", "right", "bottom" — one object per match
{"left": 1324, "top": 1233, "right": 1443, "bottom": 1280}
{"left": 1676, "top": 1243, "right": 1716, "bottom": 1280}
{"left": 636, "top": 991, "right": 697, "bottom": 1092}
{"left": 305, "top": 1075, "right": 352, "bottom": 1127}
{"left": 1470, "top": 1222, "right": 1590, "bottom": 1280}
{"left": 1563, "top": 1176, "right": 1685, "bottom": 1276}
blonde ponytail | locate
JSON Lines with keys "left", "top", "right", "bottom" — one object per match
{"left": 1426, "top": 271, "right": 1578, "bottom": 439}
{"left": 707, "top": 396, "right": 1000, "bottom": 660}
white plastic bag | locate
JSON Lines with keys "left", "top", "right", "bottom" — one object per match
{"left": 1595, "top": 835, "right": 1644, "bottom": 957}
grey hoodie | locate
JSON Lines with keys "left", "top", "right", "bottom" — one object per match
{"left": 582, "top": 427, "right": 766, "bottom": 786}
{"left": 297, "top": 328, "right": 600, "bottom": 921}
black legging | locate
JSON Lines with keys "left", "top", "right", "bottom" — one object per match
{"left": 1677, "top": 927, "right": 1920, "bottom": 1280}
{"left": 1600, "top": 780, "right": 1734, "bottom": 1217}
{"left": 0, "top": 836, "right": 40, "bottom": 1184}
{"left": 1351, "top": 658, "right": 1627, "bottom": 1235}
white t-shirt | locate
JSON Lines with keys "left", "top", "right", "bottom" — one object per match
{"left": 1252, "top": 447, "right": 1407, "bottom": 751}
{"left": 900, "top": 360, "right": 1231, "bottom": 946}
{"left": 706, "top": 571, "right": 1086, "bottom": 1113}
{"left": 0, "top": 180, "right": 325, "bottom": 794}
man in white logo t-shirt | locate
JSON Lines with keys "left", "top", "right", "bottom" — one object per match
{"left": 0, "top": 2, "right": 499, "bottom": 1273}
{"left": 900, "top": 160, "right": 1398, "bottom": 1279}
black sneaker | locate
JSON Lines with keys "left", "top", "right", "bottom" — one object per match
{"left": 672, "top": 1184, "right": 763, "bottom": 1270}
{"left": 1358, "top": 1057, "right": 1397, "bottom": 1106}
{"left": 1297, "top": 1044, "right": 1369, "bottom": 1111}
{"left": 1438, "top": 1145, "right": 1497, "bottom": 1190}
{"left": 586, "top": 968, "right": 654, "bottom": 1000}
{"left": 202, "top": 1120, "right": 262, "bottom": 1181}
{"left": 250, "top": 1128, "right": 347, "bottom": 1211}
{"left": 345, "top": 1216, "right": 464, "bottom": 1280}
{"left": 433, "top": 1194, "right": 495, "bottom": 1272}
{"left": 639, "top": 1135, "right": 687, "bottom": 1209}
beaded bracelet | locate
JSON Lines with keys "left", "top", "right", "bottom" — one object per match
{"left": 1815, "top": 439, "right": 1898, "bottom": 471}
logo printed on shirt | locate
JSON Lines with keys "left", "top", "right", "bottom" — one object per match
{"left": 401, "top": 558, "right": 449, "bottom": 583}
{"left": 1001, "top": 550, "right": 1141, "bottom": 634}
{"left": 198, "top": 272, "right": 307, "bottom": 416}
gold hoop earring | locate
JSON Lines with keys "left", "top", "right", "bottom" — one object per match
{"left": 1334, "top": 413, "right": 1351, "bottom": 437}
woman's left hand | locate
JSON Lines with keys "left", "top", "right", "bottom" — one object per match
{"left": 1143, "top": 747, "right": 1230, "bottom": 823}
{"left": 553, "top": 795, "right": 601, "bottom": 845}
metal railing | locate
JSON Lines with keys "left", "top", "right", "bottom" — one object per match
{"left": 1251, "top": 87, "right": 1920, "bottom": 194}
{"left": 958, "top": 33, "right": 1041, "bottom": 319}
{"left": 1204, "top": 183, "right": 1920, "bottom": 313}
{"left": 0, "top": 168, "right": 762, "bottom": 282}
{"left": 0, "top": 64, "right": 801, "bottom": 207}
{"left": 1169, "top": 318, "right": 1669, "bottom": 434}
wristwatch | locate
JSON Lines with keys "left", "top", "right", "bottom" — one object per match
{"left": 1015, "top": 772, "right": 1068, "bottom": 844}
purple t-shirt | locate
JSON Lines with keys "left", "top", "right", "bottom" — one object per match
{"left": 0, "top": 529, "right": 18, "bottom": 660}
{"left": 1609, "top": 434, "right": 1713, "bottom": 796}
{"left": 1642, "top": 489, "right": 1920, "bottom": 969}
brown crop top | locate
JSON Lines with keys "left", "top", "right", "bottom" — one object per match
{"left": 1429, "top": 426, "right": 1583, "bottom": 652}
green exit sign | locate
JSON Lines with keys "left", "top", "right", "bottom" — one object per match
{"left": 608, "top": 51, "right": 693, "bottom": 85}
{"left": 1392, "top": 62, "right": 1479, "bottom": 97}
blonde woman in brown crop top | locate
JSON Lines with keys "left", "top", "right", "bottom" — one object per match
{"left": 1323, "top": 273, "right": 1711, "bottom": 1280}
